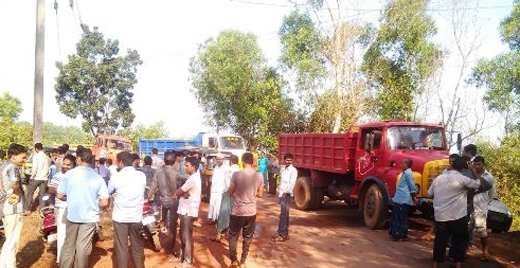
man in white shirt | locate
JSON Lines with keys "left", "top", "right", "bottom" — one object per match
{"left": 471, "top": 156, "right": 495, "bottom": 261}
{"left": 24, "top": 143, "right": 51, "bottom": 215}
{"left": 212, "top": 154, "right": 238, "bottom": 242}
{"left": 271, "top": 153, "right": 298, "bottom": 243}
{"left": 428, "top": 156, "right": 487, "bottom": 268}
{"left": 151, "top": 148, "right": 164, "bottom": 170}
{"left": 108, "top": 151, "right": 146, "bottom": 268}
{"left": 47, "top": 154, "right": 76, "bottom": 265}
{"left": 208, "top": 154, "right": 228, "bottom": 222}
{"left": 173, "top": 156, "right": 202, "bottom": 268}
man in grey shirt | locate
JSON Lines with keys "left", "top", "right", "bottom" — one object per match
{"left": 227, "top": 153, "right": 264, "bottom": 268}
{"left": 147, "top": 151, "right": 187, "bottom": 261}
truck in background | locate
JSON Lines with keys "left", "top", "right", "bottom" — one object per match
{"left": 278, "top": 121, "right": 451, "bottom": 229}
{"left": 139, "top": 132, "right": 247, "bottom": 202}
{"left": 91, "top": 135, "right": 132, "bottom": 162}
{"left": 139, "top": 132, "right": 247, "bottom": 160}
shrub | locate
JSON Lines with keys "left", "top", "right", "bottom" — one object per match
{"left": 478, "top": 135, "right": 520, "bottom": 231}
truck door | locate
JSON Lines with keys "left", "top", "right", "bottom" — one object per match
{"left": 356, "top": 128, "right": 382, "bottom": 179}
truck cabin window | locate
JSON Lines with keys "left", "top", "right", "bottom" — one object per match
{"left": 387, "top": 127, "right": 445, "bottom": 150}
{"left": 219, "top": 136, "right": 245, "bottom": 150}
{"left": 108, "top": 140, "right": 132, "bottom": 151}
{"left": 208, "top": 137, "right": 217, "bottom": 148}
{"left": 361, "top": 129, "right": 382, "bottom": 150}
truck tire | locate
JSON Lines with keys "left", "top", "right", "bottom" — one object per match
{"left": 313, "top": 188, "right": 324, "bottom": 209}
{"left": 363, "top": 184, "right": 388, "bottom": 229}
{"left": 294, "top": 176, "right": 315, "bottom": 211}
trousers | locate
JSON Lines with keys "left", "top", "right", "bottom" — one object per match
{"left": 113, "top": 221, "right": 145, "bottom": 268}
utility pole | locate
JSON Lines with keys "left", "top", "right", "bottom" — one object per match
{"left": 33, "top": 0, "right": 45, "bottom": 144}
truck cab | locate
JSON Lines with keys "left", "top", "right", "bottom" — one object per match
{"left": 195, "top": 132, "right": 247, "bottom": 160}
{"left": 92, "top": 135, "right": 132, "bottom": 162}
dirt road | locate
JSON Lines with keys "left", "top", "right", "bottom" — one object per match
{"left": 3, "top": 195, "right": 519, "bottom": 267}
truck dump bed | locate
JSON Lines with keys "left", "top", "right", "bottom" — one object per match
{"left": 278, "top": 133, "right": 357, "bottom": 174}
{"left": 138, "top": 139, "right": 198, "bottom": 158}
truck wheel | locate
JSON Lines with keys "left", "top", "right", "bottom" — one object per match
{"left": 294, "top": 176, "right": 315, "bottom": 211}
{"left": 313, "top": 188, "right": 324, "bottom": 209}
{"left": 363, "top": 184, "right": 388, "bottom": 229}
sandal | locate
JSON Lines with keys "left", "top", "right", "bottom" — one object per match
{"left": 270, "top": 236, "right": 287, "bottom": 243}
{"left": 228, "top": 261, "right": 240, "bottom": 268}
{"left": 210, "top": 236, "right": 224, "bottom": 243}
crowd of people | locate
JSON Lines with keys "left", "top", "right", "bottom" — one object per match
{"left": 389, "top": 144, "right": 496, "bottom": 268}
{"left": 2, "top": 139, "right": 493, "bottom": 268}
{"left": 0, "top": 142, "right": 293, "bottom": 268}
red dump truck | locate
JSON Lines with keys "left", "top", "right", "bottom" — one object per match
{"left": 278, "top": 121, "right": 453, "bottom": 229}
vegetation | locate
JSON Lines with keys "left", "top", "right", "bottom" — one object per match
{"left": 362, "top": 0, "right": 442, "bottom": 121}
{"left": 478, "top": 136, "right": 520, "bottom": 231}
{"left": 470, "top": 0, "right": 520, "bottom": 231}
{"left": 118, "top": 120, "right": 169, "bottom": 151}
{"left": 189, "top": 30, "right": 298, "bottom": 150}
{"left": 55, "top": 24, "right": 142, "bottom": 137}
{"left": 0, "top": 93, "right": 33, "bottom": 149}
{"left": 43, "top": 122, "right": 93, "bottom": 145}
{"left": 278, "top": 8, "right": 373, "bottom": 132}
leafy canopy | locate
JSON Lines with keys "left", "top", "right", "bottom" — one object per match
{"left": 189, "top": 30, "right": 295, "bottom": 149}
{"left": 118, "top": 120, "right": 169, "bottom": 151}
{"left": 0, "top": 93, "right": 32, "bottom": 149}
{"left": 0, "top": 92, "right": 23, "bottom": 120}
{"left": 55, "top": 24, "right": 142, "bottom": 136}
{"left": 278, "top": 8, "right": 375, "bottom": 132}
{"left": 478, "top": 135, "right": 520, "bottom": 231}
{"left": 362, "top": 0, "right": 442, "bottom": 121}
{"left": 470, "top": 2, "right": 520, "bottom": 133}
{"left": 279, "top": 10, "right": 326, "bottom": 96}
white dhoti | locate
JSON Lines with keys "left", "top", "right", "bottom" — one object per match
{"left": 208, "top": 192, "right": 223, "bottom": 221}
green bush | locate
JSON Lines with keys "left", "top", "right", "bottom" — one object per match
{"left": 478, "top": 135, "right": 520, "bottom": 231}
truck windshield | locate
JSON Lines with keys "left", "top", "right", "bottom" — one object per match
{"left": 108, "top": 140, "right": 132, "bottom": 151}
{"left": 387, "top": 126, "right": 445, "bottom": 150}
{"left": 219, "top": 136, "right": 245, "bottom": 150}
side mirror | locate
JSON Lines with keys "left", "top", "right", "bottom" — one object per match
{"left": 456, "top": 133, "right": 462, "bottom": 151}
{"left": 364, "top": 133, "right": 374, "bottom": 151}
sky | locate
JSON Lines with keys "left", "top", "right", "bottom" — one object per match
{"left": 0, "top": 0, "right": 515, "bottom": 139}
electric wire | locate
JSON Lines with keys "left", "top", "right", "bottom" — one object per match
{"left": 54, "top": 0, "right": 62, "bottom": 60}
{"left": 229, "top": 0, "right": 513, "bottom": 12}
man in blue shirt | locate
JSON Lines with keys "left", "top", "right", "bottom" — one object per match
{"left": 258, "top": 151, "right": 268, "bottom": 189}
{"left": 56, "top": 146, "right": 109, "bottom": 268}
{"left": 389, "top": 158, "right": 417, "bottom": 241}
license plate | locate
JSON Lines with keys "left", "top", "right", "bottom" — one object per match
{"left": 142, "top": 216, "right": 156, "bottom": 225}
{"left": 47, "top": 233, "right": 58, "bottom": 243}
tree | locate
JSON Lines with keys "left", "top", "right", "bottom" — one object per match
{"left": 469, "top": 2, "right": 520, "bottom": 134}
{"left": 362, "top": 0, "right": 442, "bottom": 121}
{"left": 427, "top": 0, "right": 488, "bottom": 146}
{"left": 0, "top": 92, "right": 22, "bottom": 120}
{"left": 0, "top": 93, "right": 32, "bottom": 149}
{"left": 118, "top": 120, "right": 169, "bottom": 151}
{"left": 55, "top": 24, "right": 142, "bottom": 137}
{"left": 43, "top": 123, "right": 93, "bottom": 145}
{"left": 279, "top": 6, "right": 374, "bottom": 132}
{"left": 478, "top": 134, "right": 520, "bottom": 231}
{"left": 189, "top": 30, "right": 293, "bottom": 149}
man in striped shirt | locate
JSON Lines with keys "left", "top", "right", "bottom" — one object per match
{"left": 0, "top": 143, "right": 28, "bottom": 268}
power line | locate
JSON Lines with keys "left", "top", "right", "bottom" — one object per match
{"left": 230, "top": 0, "right": 513, "bottom": 12}
{"left": 70, "top": 0, "right": 83, "bottom": 28}
{"left": 54, "top": 0, "right": 62, "bottom": 59}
